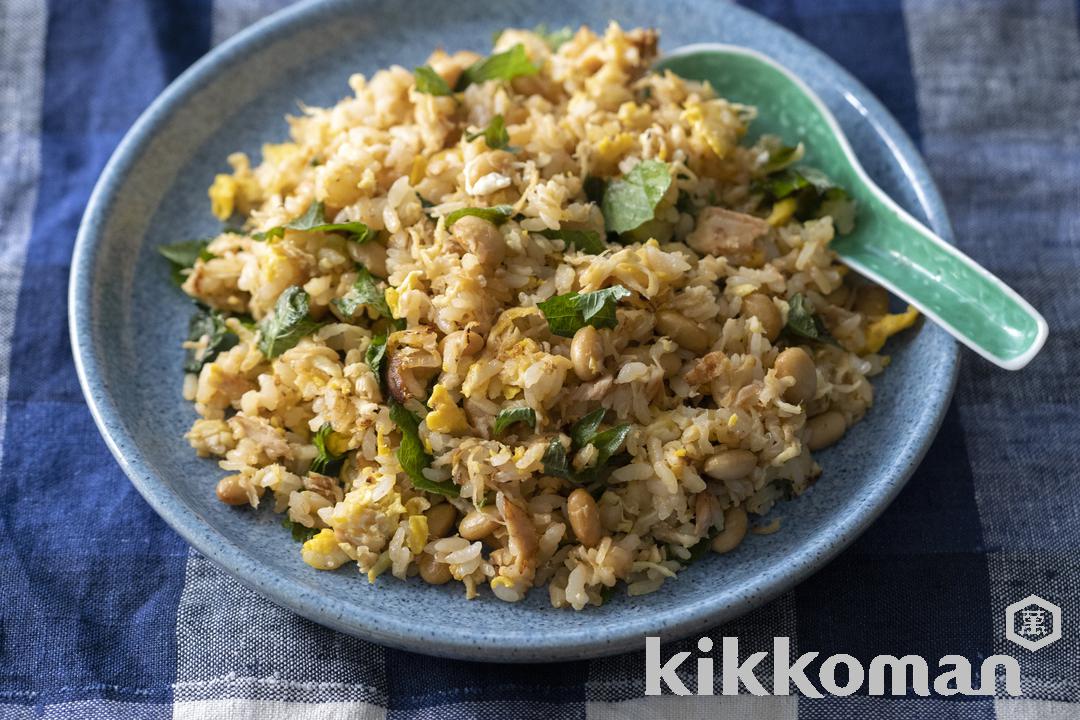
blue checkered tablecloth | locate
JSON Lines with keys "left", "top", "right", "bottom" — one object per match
{"left": 2, "top": 1, "right": 1078, "bottom": 717}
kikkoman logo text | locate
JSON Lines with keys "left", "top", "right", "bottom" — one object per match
{"left": 645, "top": 637, "right": 1022, "bottom": 697}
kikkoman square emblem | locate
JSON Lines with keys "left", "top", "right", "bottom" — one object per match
{"left": 1005, "top": 595, "right": 1061, "bottom": 651}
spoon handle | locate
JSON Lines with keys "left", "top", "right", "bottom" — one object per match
{"left": 832, "top": 190, "right": 1048, "bottom": 370}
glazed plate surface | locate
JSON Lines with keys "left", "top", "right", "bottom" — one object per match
{"left": 71, "top": 0, "right": 958, "bottom": 661}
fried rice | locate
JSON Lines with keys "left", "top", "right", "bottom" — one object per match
{"left": 170, "top": 23, "right": 919, "bottom": 609}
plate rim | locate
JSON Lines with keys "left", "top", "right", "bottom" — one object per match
{"left": 69, "top": 0, "right": 960, "bottom": 661}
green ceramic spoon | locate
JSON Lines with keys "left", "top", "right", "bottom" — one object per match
{"left": 656, "top": 45, "right": 1048, "bottom": 370}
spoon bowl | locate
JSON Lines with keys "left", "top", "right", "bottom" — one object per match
{"left": 657, "top": 44, "right": 1048, "bottom": 370}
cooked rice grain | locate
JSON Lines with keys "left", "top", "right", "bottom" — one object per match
{"left": 177, "top": 23, "right": 915, "bottom": 609}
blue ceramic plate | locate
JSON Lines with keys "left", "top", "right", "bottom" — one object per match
{"left": 70, "top": 0, "right": 958, "bottom": 661}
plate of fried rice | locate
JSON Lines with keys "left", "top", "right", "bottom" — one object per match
{"left": 71, "top": 0, "right": 958, "bottom": 660}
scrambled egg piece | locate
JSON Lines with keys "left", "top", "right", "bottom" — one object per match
{"left": 376, "top": 428, "right": 391, "bottom": 458}
{"left": 255, "top": 243, "right": 304, "bottom": 291}
{"left": 261, "top": 142, "right": 300, "bottom": 166}
{"left": 320, "top": 481, "right": 407, "bottom": 574}
{"left": 681, "top": 99, "right": 747, "bottom": 159}
{"left": 258, "top": 142, "right": 305, "bottom": 197}
{"left": 326, "top": 429, "right": 350, "bottom": 456}
{"left": 367, "top": 552, "right": 392, "bottom": 583}
{"left": 385, "top": 270, "right": 424, "bottom": 320}
{"left": 593, "top": 132, "right": 636, "bottom": 175}
{"left": 208, "top": 174, "right": 238, "bottom": 221}
{"left": 407, "top": 515, "right": 429, "bottom": 555}
{"left": 301, "top": 529, "right": 349, "bottom": 570}
{"left": 357, "top": 167, "right": 377, "bottom": 195}
{"left": 617, "top": 101, "right": 652, "bottom": 130}
{"left": 208, "top": 152, "right": 261, "bottom": 220}
{"left": 409, "top": 156, "right": 428, "bottom": 186}
{"left": 862, "top": 305, "right": 920, "bottom": 353}
{"left": 425, "top": 384, "right": 470, "bottom": 434}
{"left": 384, "top": 288, "right": 401, "bottom": 318}
{"left": 766, "top": 197, "right": 798, "bottom": 227}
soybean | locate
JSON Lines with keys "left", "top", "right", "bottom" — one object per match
{"left": 570, "top": 325, "right": 604, "bottom": 381}
{"left": 711, "top": 506, "right": 748, "bottom": 554}
{"left": 425, "top": 503, "right": 458, "bottom": 538}
{"left": 656, "top": 310, "right": 709, "bottom": 354}
{"left": 567, "top": 488, "right": 602, "bottom": 548}
{"left": 855, "top": 285, "right": 890, "bottom": 318}
{"left": 451, "top": 215, "right": 506, "bottom": 267}
{"left": 742, "top": 293, "right": 782, "bottom": 341}
{"left": 703, "top": 449, "right": 757, "bottom": 481}
{"left": 774, "top": 347, "right": 817, "bottom": 404}
{"left": 418, "top": 553, "right": 453, "bottom": 585}
{"left": 458, "top": 509, "right": 500, "bottom": 541}
{"left": 806, "top": 410, "right": 846, "bottom": 451}
{"left": 658, "top": 351, "right": 683, "bottom": 378}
